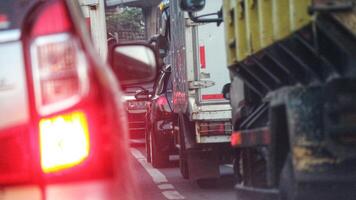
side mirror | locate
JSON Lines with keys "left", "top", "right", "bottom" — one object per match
{"left": 110, "top": 42, "right": 158, "bottom": 86}
{"left": 149, "top": 34, "right": 169, "bottom": 59}
{"left": 135, "top": 90, "right": 151, "bottom": 101}
{"left": 222, "top": 83, "right": 231, "bottom": 100}
{"left": 180, "top": 0, "right": 206, "bottom": 12}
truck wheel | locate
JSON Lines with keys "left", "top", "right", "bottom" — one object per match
{"left": 179, "top": 158, "right": 189, "bottom": 179}
{"left": 178, "top": 115, "right": 190, "bottom": 179}
{"left": 279, "top": 154, "right": 298, "bottom": 200}
{"left": 150, "top": 129, "right": 169, "bottom": 168}
{"left": 145, "top": 129, "right": 151, "bottom": 163}
{"left": 233, "top": 156, "right": 242, "bottom": 184}
{"left": 196, "top": 178, "right": 218, "bottom": 189}
{"left": 241, "top": 149, "right": 267, "bottom": 187}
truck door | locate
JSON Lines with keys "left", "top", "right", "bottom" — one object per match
{"left": 194, "top": 0, "right": 230, "bottom": 104}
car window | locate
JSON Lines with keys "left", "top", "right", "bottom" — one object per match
{"left": 154, "top": 71, "right": 167, "bottom": 96}
{"left": 0, "top": 0, "right": 36, "bottom": 32}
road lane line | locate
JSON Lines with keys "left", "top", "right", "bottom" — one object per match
{"left": 131, "top": 148, "right": 186, "bottom": 199}
{"left": 158, "top": 184, "right": 175, "bottom": 190}
{"left": 131, "top": 148, "right": 168, "bottom": 184}
{"left": 162, "top": 191, "right": 185, "bottom": 200}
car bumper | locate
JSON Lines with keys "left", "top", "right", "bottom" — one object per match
{"left": 0, "top": 179, "right": 116, "bottom": 200}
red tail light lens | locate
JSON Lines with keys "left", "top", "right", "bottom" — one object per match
{"left": 157, "top": 95, "right": 171, "bottom": 112}
{"left": 39, "top": 111, "right": 90, "bottom": 173}
{"left": 198, "top": 122, "right": 232, "bottom": 135}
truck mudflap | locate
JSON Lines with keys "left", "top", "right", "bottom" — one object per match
{"left": 231, "top": 127, "right": 271, "bottom": 147}
{"left": 186, "top": 148, "right": 220, "bottom": 180}
{"left": 269, "top": 79, "right": 356, "bottom": 182}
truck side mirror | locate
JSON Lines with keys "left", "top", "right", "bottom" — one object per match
{"left": 180, "top": 0, "right": 206, "bottom": 12}
{"left": 149, "top": 34, "right": 169, "bottom": 59}
{"left": 110, "top": 42, "right": 158, "bottom": 86}
{"left": 222, "top": 83, "right": 231, "bottom": 100}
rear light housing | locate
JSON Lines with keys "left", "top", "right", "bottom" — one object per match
{"left": 27, "top": 1, "right": 92, "bottom": 175}
{"left": 197, "top": 121, "right": 232, "bottom": 136}
{"left": 28, "top": 1, "right": 89, "bottom": 116}
{"left": 39, "top": 111, "right": 90, "bottom": 173}
{"left": 31, "top": 34, "right": 89, "bottom": 115}
{"left": 156, "top": 95, "right": 172, "bottom": 119}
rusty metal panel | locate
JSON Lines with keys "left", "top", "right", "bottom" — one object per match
{"left": 272, "top": 0, "right": 291, "bottom": 40}
{"left": 333, "top": 12, "right": 356, "bottom": 37}
{"left": 259, "top": 0, "right": 273, "bottom": 49}
{"left": 289, "top": 0, "right": 311, "bottom": 30}
{"left": 246, "top": 0, "right": 261, "bottom": 53}
{"left": 223, "top": 0, "right": 312, "bottom": 65}
{"left": 223, "top": 0, "right": 237, "bottom": 66}
{"left": 234, "top": 0, "right": 249, "bottom": 63}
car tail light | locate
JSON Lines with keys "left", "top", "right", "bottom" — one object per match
{"left": 26, "top": 1, "right": 91, "bottom": 174}
{"left": 197, "top": 121, "right": 232, "bottom": 135}
{"left": 39, "top": 111, "right": 90, "bottom": 173}
{"left": 157, "top": 95, "right": 171, "bottom": 112}
{"left": 30, "top": 1, "right": 88, "bottom": 115}
{"left": 156, "top": 95, "right": 172, "bottom": 119}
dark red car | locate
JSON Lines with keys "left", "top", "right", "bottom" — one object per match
{"left": 136, "top": 65, "right": 178, "bottom": 168}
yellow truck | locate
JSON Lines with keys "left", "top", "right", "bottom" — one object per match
{"left": 180, "top": 0, "right": 356, "bottom": 199}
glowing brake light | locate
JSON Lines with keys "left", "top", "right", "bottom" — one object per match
{"left": 197, "top": 121, "right": 232, "bottom": 135}
{"left": 39, "top": 111, "right": 90, "bottom": 173}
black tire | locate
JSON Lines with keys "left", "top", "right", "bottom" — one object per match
{"left": 196, "top": 178, "right": 218, "bottom": 189}
{"left": 150, "top": 129, "right": 169, "bottom": 168}
{"left": 179, "top": 157, "right": 189, "bottom": 179}
{"left": 279, "top": 154, "right": 298, "bottom": 200}
{"left": 178, "top": 115, "right": 189, "bottom": 179}
{"left": 145, "top": 129, "right": 151, "bottom": 163}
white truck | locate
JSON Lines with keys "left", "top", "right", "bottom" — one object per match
{"left": 163, "top": 0, "right": 233, "bottom": 185}
{"left": 79, "top": 0, "right": 108, "bottom": 60}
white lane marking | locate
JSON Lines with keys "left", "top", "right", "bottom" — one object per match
{"left": 131, "top": 148, "right": 186, "bottom": 199}
{"left": 158, "top": 184, "right": 175, "bottom": 190}
{"left": 162, "top": 191, "right": 185, "bottom": 200}
{"left": 131, "top": 148, "right": 168, "bottom": 184}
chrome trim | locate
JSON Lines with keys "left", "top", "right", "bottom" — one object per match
{"left": 31, "top": 33, "right": 89, "bottom": 116}
{"left": 0, "top": 30, "right": 21, "bottom": 43}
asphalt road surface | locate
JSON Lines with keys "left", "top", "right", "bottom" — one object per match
{"left": 130, "top": 143, "right": 237, "bottom": 200}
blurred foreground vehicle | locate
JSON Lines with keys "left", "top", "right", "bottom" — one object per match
{"left": 0, "top": 0, "right": 157, "bottom": 199}
{"left": 181, "top": 0, "right": 356, "bottom": 199}
{"left": 137, "top": 65, "right": 178, "bottom": 168}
